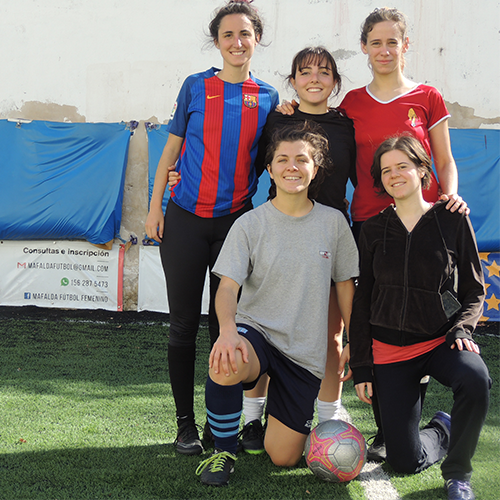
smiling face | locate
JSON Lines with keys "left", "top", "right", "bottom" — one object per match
{"left": 361, "top": 20, "right": 409, "bottom": 75}
{"left": 267, "top": 140, "right": 318, "bottom": 197}
{"left": 380, "top": 149, "right": 425, "bottom": 201}
{"left": 215, "top": 13, "right": 259, "bottom": 72}
{"left": 290, "top": 57, "right": 337, "bottom": 114}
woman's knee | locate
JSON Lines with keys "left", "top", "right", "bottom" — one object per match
{"left": 168, "top": 327, "right": 197, "bottom": 347}
{"left": 269, "top": 452, "right": 302, "bottom": 468}
{"left": 453, "top": 356, "right": 491, "bottom": 400}
{"left": 266, "top": 443, "right": 303, "bottom": 467}
{"left": 264, "top": 417, "right": 307, "bottom": 467}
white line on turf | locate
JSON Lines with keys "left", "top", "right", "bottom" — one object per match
{"left": 337, "top": 406, "right": 400, "bottom": 500}
{"left": 358, "top": 462, "right": 401, "bottom": 500}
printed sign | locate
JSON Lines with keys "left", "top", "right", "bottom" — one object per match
{"left": 0, "top": 240, "right": 122, "bottom": 311}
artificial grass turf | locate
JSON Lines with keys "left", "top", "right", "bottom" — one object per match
{"left": 0, "top": 307, "right": 498, "bottom": 499}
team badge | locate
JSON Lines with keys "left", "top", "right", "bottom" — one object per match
{"left": 408, "top": 108, "right": 418, "bottom": 127}
{"left": 243, "top": 94, "right": 258, "bottom": 109}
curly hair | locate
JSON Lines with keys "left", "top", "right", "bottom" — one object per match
{"left": 265, "top": 122, "right": 332, "bottom": 200}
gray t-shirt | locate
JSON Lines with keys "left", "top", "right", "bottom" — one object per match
{"left": 213, "top": 201, "right": 359, "bottom": 379}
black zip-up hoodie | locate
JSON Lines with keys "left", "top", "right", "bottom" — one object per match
{"left": 350, "top": 200, "right": 485, "bottom": 385}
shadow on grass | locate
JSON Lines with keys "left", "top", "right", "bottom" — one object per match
{"left": 401, "top": 487, "right": 446, "bottom": 499}
{"left": 0, "top": 445, "right": 363, "bottom": 500}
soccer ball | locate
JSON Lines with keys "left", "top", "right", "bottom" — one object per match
{"left": 304, "top": 420, "right": 366, "bottom": 483}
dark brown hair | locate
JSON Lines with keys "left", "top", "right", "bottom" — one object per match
{"left": 360, "top": 7, "right": 408, "bottom": 45}
{"left": 286, "top": 46, "right": 342, "bottom": 97}
{"left": 371, "top": 134, "right": 433, "bottom": 195}
{"left": 208, "top": 1, "right": 263, "bottom": 43}
{"left": 265, "top": 122, "right": 332, "bottom": 200}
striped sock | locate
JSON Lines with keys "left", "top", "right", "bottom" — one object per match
{"left": 205, "top": 377, "right": 242, "bottom": 455}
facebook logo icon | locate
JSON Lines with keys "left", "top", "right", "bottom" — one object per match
{"left": 24, "top": 292, "right": 31, "bottom": 299}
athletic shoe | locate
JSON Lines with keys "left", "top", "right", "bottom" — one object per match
{"left": 237, "top": 419, "right": 265, "bottom": 454}
{"left": 174, "top": 420, "right": 203, "bottom": 455}
{"left": 432, "top": 411, "right": 452, "bottom": 433}
{"left": 366, "top": 430, "right": 386, "bottom": 462}
{"left": 196, "top": 449, "right": 237, "bottom": 486}
{"left": 445, "top": 479, "right": 475, "bottom": 500}
{"left": 202, "top": 420, "right": 214, "bottom": 447}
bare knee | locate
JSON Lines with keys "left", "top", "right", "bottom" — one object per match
{"left": 208, "top": 367, "right": 243, "bottom": 386}
{"left": 267, "top": 447, "right": 303, "bottom": 468}
{"left": 264, "top": 416, "right": 307, "bottom": 468}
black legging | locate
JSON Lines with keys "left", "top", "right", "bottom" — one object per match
{"left": 160, "top": 199, "right": 252, "bottom": 421}
{"left": 374, "top": 342, "right": 490, "bottom": 481}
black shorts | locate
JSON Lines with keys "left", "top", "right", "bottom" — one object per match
{"left": 238, "top": 324, "right": 321, "bottom": 435}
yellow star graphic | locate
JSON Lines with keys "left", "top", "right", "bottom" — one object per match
{"left": 486, "top": 260, "right": 500, "bottom": 278}
{"left": 484, "top": 283, "right": 491, "bottom": 293}
{"left": 480, "top": 252, "right": 490, "bottom": 263}
{"left": 480, "top": 314, "right": 490, "bottom": 322}
{"left": 485, "top": 293, "right": 500, "bottom": 311}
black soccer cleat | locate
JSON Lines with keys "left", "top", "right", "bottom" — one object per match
{"left": 366, "top": 429, "right": 386, "bottom": 462}
{"left": 196, "top": 449, "right": 237, "bottom": 486}
{"left": 237, "top": 419, "right": 265, "bottom": 454}
{"left": 174, "top": 420, "right": 203, "bottom": 455}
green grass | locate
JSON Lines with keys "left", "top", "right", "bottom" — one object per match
{"left": 0, "top": 308, "right": 498, "bottom": 499}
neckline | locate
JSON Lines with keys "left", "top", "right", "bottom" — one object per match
{"left": 213, "top": 66, "right": 253, "bottom": 85}
{"left": 365, "top": 83, "right": 421, "bottom": 104}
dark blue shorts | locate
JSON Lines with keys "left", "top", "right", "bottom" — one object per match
{"left": 238, "top": 324, "right": 321, "bottom": 435}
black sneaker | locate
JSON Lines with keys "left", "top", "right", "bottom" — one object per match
{"left": 174, "top": 420, "right": 203, "bottom": 455}
{"left": 196, "top": 449, "right": 237, "bottom": 486}
{"left": 237, "top": 419, "right": 265, "bottom": 455}
{"left": 445, "top": 479, "right": 475, "bottom": 500}
{"left": 367, "top": 430, "right": 386, "bottom": 462}
{"left": 202, "top": 420, "right": 215, "bottom": 447}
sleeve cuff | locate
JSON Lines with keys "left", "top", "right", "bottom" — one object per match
{"left": 352, "top": 366, "right": 373, "bottom": 386}
{"left": 445, "top": 327, "right": 473, "bottom": 347}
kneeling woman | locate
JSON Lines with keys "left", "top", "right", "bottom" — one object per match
{"left": 196, "top": 123, "right": 358, "bottom": 486}
{"left": 348, "top": 135, "right": 490, "bottom": 499}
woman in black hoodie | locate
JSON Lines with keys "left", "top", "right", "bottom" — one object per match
{"left": 346, "top": 135, "right": 490, "bottom": 500}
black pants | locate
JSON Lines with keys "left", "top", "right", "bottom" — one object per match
{"left": 374, "top": 342, "right": 490, "bottom": 481}
{"left": 160, "top": 199, "right": 252, "bottom": 420}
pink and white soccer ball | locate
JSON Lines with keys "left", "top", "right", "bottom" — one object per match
{"left": 304, "top": 420, "right": 366, "bottom": 482}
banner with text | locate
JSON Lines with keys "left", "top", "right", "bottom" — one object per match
{"left": 0, "top": 240, "right": 123, "bottom": 311}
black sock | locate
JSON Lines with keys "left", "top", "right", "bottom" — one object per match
{"left": 168, "top": 343, "right": 196, "bottom": 423}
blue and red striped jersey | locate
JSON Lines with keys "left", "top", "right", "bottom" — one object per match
{"left": 169, "top": 67, "right": 278, "bottom": 218}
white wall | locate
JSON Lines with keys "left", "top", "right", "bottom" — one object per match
{"left": 1, "top": 0, "right": 499, "bottom": 309}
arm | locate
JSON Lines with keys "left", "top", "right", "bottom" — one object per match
{"left": 144, "top": 133, "right": 184, "bottom": 242}
{"left": 211, "top": 276, "right": 249, "bottom": 376}
{"left": 347, "top": 228, "right": 376, "bottom": 402}
{"left": 429, "top": 120, "right": 468, "bottom": 214}
{"left": 446, "top": 215, "right": 485, "bottom": 353}
{"left": 335, "top": 279, "right": 355, "bottom": 383}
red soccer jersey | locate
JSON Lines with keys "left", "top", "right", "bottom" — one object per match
{"left": 340, "top": 84, "right": 450, "bottom": 222}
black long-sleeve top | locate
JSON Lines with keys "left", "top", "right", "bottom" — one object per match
{"left": 349, "top": 201, "right": 485, "bottom": 385}
{"left": 255, "top": 108, "right": 357, "bottom": 218}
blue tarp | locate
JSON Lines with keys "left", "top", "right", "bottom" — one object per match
{"left": 449, "top": 129, "right": 500, "bottom": 252}
{"left": 0, "top": 119, "right": 131, "bottom": 245}
{"left": 146, "top": 122, "right": 171, "bottom": 215}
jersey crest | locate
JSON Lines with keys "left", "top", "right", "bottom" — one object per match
{"left": 244, "top": 94, "right": 258, "bottom": 109}
{"left": 408, "top": 108, "right": 418, "bottom": 127}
